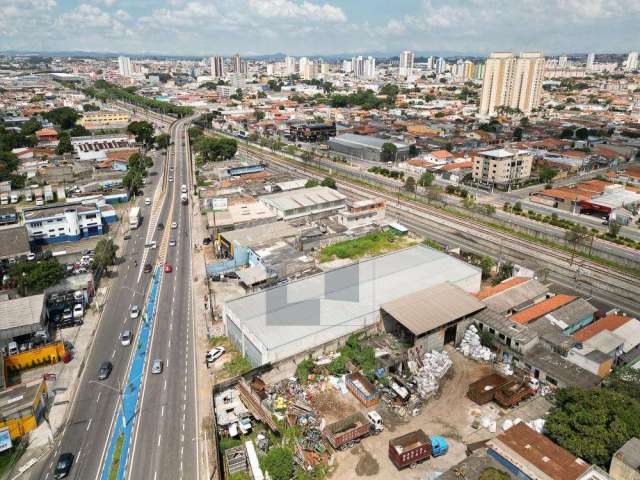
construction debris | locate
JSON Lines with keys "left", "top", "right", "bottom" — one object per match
{"left": 409, "top": 350, "right": 453, "bottom": 399}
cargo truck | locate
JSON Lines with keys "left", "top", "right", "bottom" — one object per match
{"left": 323, "top": 411, "right": 383, "bottom": 451}
{"left": 129, "top": 207, "right": 141, "bottom": 229}
{"left": 388, "top": 430, "right": 448, "bottom": 470}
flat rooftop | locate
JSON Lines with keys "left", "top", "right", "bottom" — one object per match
{"left": 225, "top": 245, "right": 480, "bottom": 352}
{"left": 329, "top": 133, "right": 408, "bottom": 150}
{"left": 259, "top": 186, "right": 346, "bottom": 212}
{"left": 220, "top": 221, "right": 298, "bottom": 248}
{"left": 0, "top": 294, "right": 44, "bottom": 335}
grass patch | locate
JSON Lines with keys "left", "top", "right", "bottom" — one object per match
{"left": 319, "top": 231, "right": 413, "bottom": 262}
{"left": 208, "top": 335, "right": 228, "bottom": 347}
{"left": 224, "top": 354, "right": 252, "bottom": 377}
{"left": 108, "top": 434, "right": 125, "bottom": 480}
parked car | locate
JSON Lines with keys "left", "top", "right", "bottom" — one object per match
{"left": 7, "top": 341, "right": 18, "bottom": 355}
{"left": 151, "top": 359, "right": 163, "bottom": 374}
{"left": 145, "top": 240, "right": 157, "bottom": 249}
{"left": 27, "top": 252, "right": 36, "bottom": 261}
{"left": 171, "top": 222, "right": 177, "bottom": 229}
{"left": 73, "top": 304, "right": 83, "bottom": 319}
{"left": 98, "top": 361, "right": 112, "bottom": 380}
{"left": 62, "top": 308, "right": 73, "bottom": 322}
{"left": 143, "top": 263, "right": 153, "bottom": 273}
{"left": 164, "top": 263, "right": 173, "bottom": 273}
{"left": 169, "top": 239, "right": 176, "bottom": 247}
{"left": 130, "top": 305, "right": 140, "bottom": 319}
{"left": 124, "top": 232, "right": 131, "bottom": 240}
{"left": 54, "top": 452, "right": 74, "bottom": 479}
{"left": 120, "top": 330, "right": 132, "bottom": 346}
{"left": 144, "top": 198, "right": 151, "bottom": 206}
{"left": 168, "top": 176, "right": 173, "bottom": 182}
{"left": 157, "top": 223, "right": 164, "bottom": 231}
{"left": 202, "top": 237, "right": 211, "bottom": 245}
{"left": 206, "top": 346, "right": 225, "bottom": 363}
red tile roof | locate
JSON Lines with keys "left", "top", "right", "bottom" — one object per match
{"left": 35, "top": 128, "right": 58, "bottom": 138}
{"left": 476, "top": 277, "right": 529, "bottom": 300}
{"left": 510, "top": 294, "right": 576, "bottom": 324}
{"left": 491, "top": 423, "right": 590, "bottom": 480}
{"left": 573, "top": 314, "right": 632, "bottom": 342}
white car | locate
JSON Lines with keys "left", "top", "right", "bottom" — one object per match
{"left": 151, "top": 359, "right": 163, "bottom": 374}
{"left": 73, "top": 304, "right": 84, "bottom": 319}
{"left": 144, "top": 198, "right": 151, "bottom": 206}
{"left": 206, "top": 346, "right": 225, "bottom": 363}
{"left": 171, "top": 222, "right": 177, "bottom": 229}
{"left": 120, "top": 330, "right": 132, "bottom": 346}
{"left": 144, "top": 240, "right": 157, "bottom": 249}
{"left": 130, "top": 305, "right": 140, "bottom": 319}
{"left": 27, "top": 252, "right": 36, "bottom": 261}
{"left": 169, "top": 239, "right": 176, "bottom": 247}
{"left": 168, "top": 176, "right": 173, "bottom": 182}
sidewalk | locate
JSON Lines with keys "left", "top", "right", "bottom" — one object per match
{"left": 9, "top": 222, "right": 127, "bottom": 478}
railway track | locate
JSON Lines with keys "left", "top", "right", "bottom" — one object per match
{"left": 249, "top": 145, "right": 640, "bottom": 313}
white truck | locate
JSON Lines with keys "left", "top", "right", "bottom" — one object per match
{"left": 129, "top": 206, "right": 141, "bottom": 229}
{"left": 181, "top": 192, "right": 188, "bottom": 205}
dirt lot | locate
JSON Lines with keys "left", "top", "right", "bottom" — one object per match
{"left": 328, "top": 349, "right": 496, "bottom": 479}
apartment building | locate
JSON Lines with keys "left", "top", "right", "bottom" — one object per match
{"left": 472, "top": 148, "right": 533, "bottom": 186}
{"left": 23, "top": 203, "right": 111, "bottom": 244}
{"left": 210, "top": 56, "right": 224, "bottom": 78}
{"left": 479, "top": 52, "right": 545, "bottom": 116}
{"left": 78, "top": 111, "right": 130, "bottom": 130}
{"left": 399, "top": 51, "right": 414, "bottom": 77}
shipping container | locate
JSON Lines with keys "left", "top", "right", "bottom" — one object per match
{"left": 467, "top": 373, "right": 512, "bottom": 405}
{"left": 346, "top": 372, "right": 379, "bottom": 408}
{"left": 324, "top": 412, "right": 372, "bottom": 450}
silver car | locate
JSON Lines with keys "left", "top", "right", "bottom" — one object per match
{"left": 151, "top": 359, "right": 163, "bottom": 374}
{"left": 130, "top": 305, "right": 139, "bottom": 319}
{"left": 120, "top": 330, "right": 132, "bottom": 346}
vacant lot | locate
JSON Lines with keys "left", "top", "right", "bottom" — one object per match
{"left": 319, "top": 231, "right": 416, "bottom": 263}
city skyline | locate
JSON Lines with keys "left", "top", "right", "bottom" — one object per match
{"left": 1, "top": 0, "right": 639, "bottom": 57}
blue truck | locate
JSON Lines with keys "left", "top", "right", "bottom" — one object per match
{"left": 388, "top": 430, "right": 448, "bottom": 469}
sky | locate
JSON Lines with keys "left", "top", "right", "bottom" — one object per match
{"left": 1, "top": 0, "right": 639, "bottom": 57}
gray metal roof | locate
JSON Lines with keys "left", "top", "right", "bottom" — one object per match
{"left": 0, "top": 294, "right": 44, "bottom": 336}
{"left": 526, "top": 346, "right": 601, "bottom": 389}
{"left": 472, "top": 307, "right": 538, "bottom": 345}
{"left": 225, "top": 245, "right": 480, "bottom": 352}
{"left": 328, "top": 133, "right": 409, "bottom": 150}
{"left": 544, "top": 298, "right": 597, "bottom": 329}
{"left": 381, "top": 282, "right": 485, "bottom": 335}
{"left": 483, "top": 279, "right": 548, "bottom": 313}
{"left": 220, "top": 221, "right": 298, "bottom": 248}
{"left": 259, "top": 186, "right": 346, "bottom": 213}
{"left": 0, "top": 226, "right": 30, "bottom": 260}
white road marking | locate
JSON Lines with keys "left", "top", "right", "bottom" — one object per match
{"left": 96, "top": 392, "right": 101, "bottom": 403}
{"left": 163, "top": 379, "right": 167, "bottom": 391}
{"left": 111, "top": 349, "right": 116, "bottom": 359}
{"left": 161, "top": 405, "right": 165, "bottom": 417}
{"left": 86, "top": 418, "right": 92, "bottom": 431}
{"left": 157, "top": 434, "right": 162, "bottom": 447}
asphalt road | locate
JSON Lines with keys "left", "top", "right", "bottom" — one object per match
{"left": 125, "top": 116, "right": 200, "bottom": 480}
{"left": 31, "top": 119, "right": 189, "bottom": 480}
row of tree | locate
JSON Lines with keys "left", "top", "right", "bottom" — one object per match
{"left": 122, "top": 152, "right": 153, "bottom": 195}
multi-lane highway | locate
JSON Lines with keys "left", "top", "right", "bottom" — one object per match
{"left": 126, "top": 116, "right": 200, "bottom": 480}
{"left": 31, "top": 115, "right": 200, "bottom": 480}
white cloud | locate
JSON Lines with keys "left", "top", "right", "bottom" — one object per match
{"left": 247, "top": 0, "right": 346, "bottom": 22}
{"left": 55, "top": 4, "right": 131, "bottom": 37}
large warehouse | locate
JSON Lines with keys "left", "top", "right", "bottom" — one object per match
{"left": 328, "top": 133, "right": 410, "bottom": 162}
{"left": 223, "top": 245, "right": 481, "bottom": 367}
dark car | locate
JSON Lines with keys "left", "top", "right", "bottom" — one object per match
{"left": 157, "top": 223, "right": 164, "bottom": 230}
{"left": 54, "top": 452, "right": 74, "bottom": 479}
{"left": 98, "top": 361, "right": 112, "bottom": 380}
{"left": 143, "top": 263, "right": 153, "bottom": 273}
{"left": 202, "top": 237, "right": 211, "bottom": 245}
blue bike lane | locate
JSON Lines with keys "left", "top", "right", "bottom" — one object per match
{"left": 100, "top": 267, "right": 162, "bottom": 480}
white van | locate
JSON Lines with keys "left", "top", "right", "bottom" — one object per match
{"left": 7, "top": 341, "right": 18, "bottom": 356}
{"left": 144, "top": 198, "right": 151, "bottom": 206}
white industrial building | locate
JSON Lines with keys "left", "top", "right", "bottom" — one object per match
{"left": 223, "top": 245, "right": 481, "bottom": 366}
{"left": 258, "top": 186, "right": 346, "bottom": 220}
{"left": 23, "top": 203, "right": 112, "bottom": 244}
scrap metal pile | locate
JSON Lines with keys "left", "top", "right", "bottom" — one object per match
{"left": 460, "top": 325, "right": 496, "bottom": 362}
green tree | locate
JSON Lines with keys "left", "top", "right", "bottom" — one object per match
{"left": 381, "top": 142, "right": 397, "bottom": 163}
{"left": 254, "top": 111, "right": 265, "bottom": 121}
{"left": 55, "top": 132, "right": 74, "bottom": 155}
{"left": 193, "top": 136, "right": 237, "bottom": 163}
{"left": 187, "top": 126, "right": 203, "bottom": 141}
{"left": 305, "top": 179, "right": 319, "bottom": 188}
{"left": 379, "top": 83, "right": 400, "bottom": 102}
{"left": 68, "top": 125, "right": 90, "bottom": 137}
{"left": 155, "top": 133, "right": 171, "bottom": 150}
{"left": 404, "top": 176, "right": 416, "bottom": 192}
{"left": 418, "top": 172, "right": 434, "bottom": 187}
{"left": 123, "top": 169, "right": 144, "bottom": 195}
{"left": 261, "top": 447, "right": 294, "bottom": 480}
{"left": 608, "top": 220, "right": 621, "bottom": 237}
{"left": 565, "top": 224, "right": 592, "bottom": 265}
{"left": 604, "top": 365, "right": 640, "bottom": 401}
{"left": 21, "top": 118, "right": 42, "bottom": 136}
{"left": 82, "top": 103, "right": 100, "bottom": 112}
{"left": 494, "top": 261, "right": 513, "bottom": 284}
{"left": 127, "top": 121, "right": 155, "bottom": 146}
{"left": 93, "top": 238, "right": 118, "bottom": 271}
{"left": 560, "top": 127, "right": 574, "bottom": 139}
{"left": 575, "top": 127, "right": 589, "bottom": 140}
{"left": 409, "top": 144, "right": 418, "bottom": 156}
{"left": 480, "top": 256, "right": 494, "bottom": 279}
{"left": 513, "top": 127, "right": 524, "bottom": 141}
{"left": 10, "top": 258, "right": 65, "bottom": 295}
{"left": 321, "top": 176, "right": 337, "bottom": 190}
{"left": 29, "top": 94, "right": 45, "bottom": 103}
{"left": 546, "top": 387, "right": 640, "bottom": 468}
{"left": 539, "top": 166, "right": 559, "bottom": 183}
{"left": 44, "top": 107, "right": 79, "bottom": 129}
